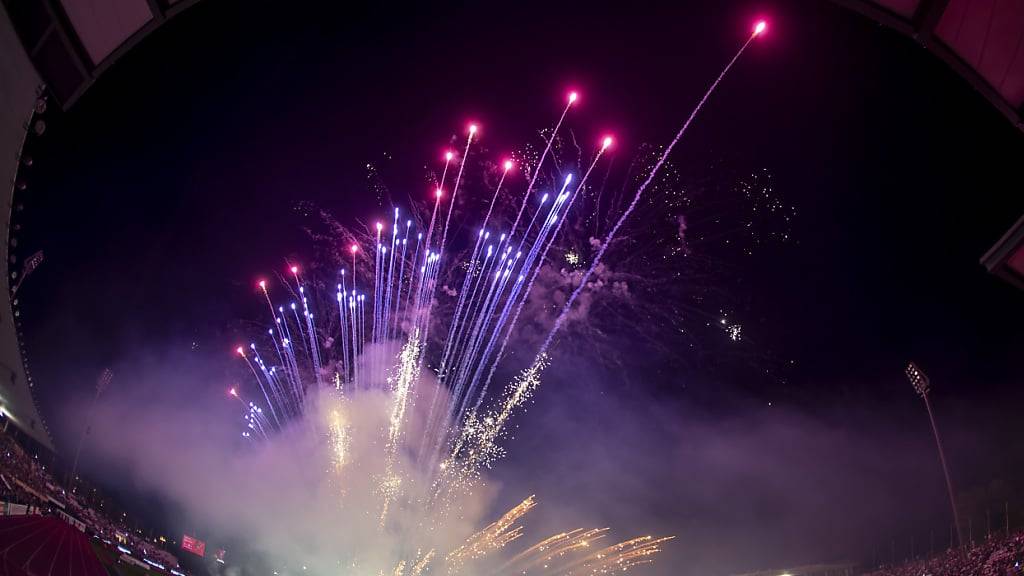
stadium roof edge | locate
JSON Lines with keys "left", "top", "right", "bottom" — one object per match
{"left": 831, "top": 0, "right": 1024, "bottom": 133}
{"left": 0, "top": 2, "right": 55, "bottom": 451}
{"left": 981, "top": 213, "right": 1024, "bottom": 290}
{"left": 4, "top": 0, "right": 203, "bottom": 110}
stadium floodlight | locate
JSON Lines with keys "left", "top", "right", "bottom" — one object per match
{"left": 905, "top": 361, "right": 962, "bottom": 548}
{"left": 906, "top": 361, "right": 930, "bottom": 397}
{"left": 70, "top": 368, "right": 114, "bottom": 487}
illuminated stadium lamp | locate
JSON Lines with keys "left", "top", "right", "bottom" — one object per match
{"left": 445, "top": 150, "right": 453, "bottom": 162}
{"left": 754, "top": 20, "right": 767, "bottom": 36}
{"left": 905, "top": 361, "right": 962, "bottom": 547}
{"left": 905, "top": 362, "right": 929, "bottom": 397}
{"left": 503, "top": 159, "right": 513, "bottom": 171}
{"left": 568, "top": 90, "right": 578, "bottom": 104}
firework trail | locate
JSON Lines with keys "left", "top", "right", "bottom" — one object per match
{"left": 529, "top": 22, "right": 767, "bottom": 367}
{"left": 229, "top": 22, "right": 766, "bottom": 575}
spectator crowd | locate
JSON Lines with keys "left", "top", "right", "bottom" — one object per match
{"left": 0, "top": 425, "right": 180, "bottom": 570}
{"left": 867, "top": 532, "right": 1024, "bottom": 576}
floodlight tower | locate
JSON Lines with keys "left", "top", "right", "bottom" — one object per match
{"left": 70, "top": 368, "right": 113, "bottom": 489}
{"left": 906, "top": 361, "right": 962, "bottom": 547}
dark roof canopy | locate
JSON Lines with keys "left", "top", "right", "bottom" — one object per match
{"left": 982, "top": 214, "right": 1024, "bottom": 289}
{"left": 3, "top": 0, "right": 200, "bottom": 109}
{"left": 835, "top": 0, "right": 1024, "bottom": 130}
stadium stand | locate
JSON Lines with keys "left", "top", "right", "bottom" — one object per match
{"left": 0, "top": 424, "right": 182, "bottom": 574}
{"left": 866, "top": 530, "right": 1024, "bottom": 576}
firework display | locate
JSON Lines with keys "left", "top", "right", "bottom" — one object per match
{"left": 230, "top": 22, "right": 766, "bottom": 575}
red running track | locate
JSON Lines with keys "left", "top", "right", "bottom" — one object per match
{"left": 0, "top": 515, "right": 106, "bottom": 576}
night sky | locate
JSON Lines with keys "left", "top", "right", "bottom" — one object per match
{"left": 11, "top": 0, "right": 1024, "bottom": 574}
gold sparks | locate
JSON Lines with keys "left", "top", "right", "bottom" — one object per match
{"left": 444, "top": 496, "right": 671, "bottom": 576}
{"left": 435, "top": 354, "right": 549, "bottom": 502}
{"left": 315, "top": 371, "right": 671, "bottom": 575}
{"left": 447, "top": 496, "right": 536, "bottom": 570}
{"left": 498, "top": 527, "right": 610, "bottom": 572}
{"left": 387, "top": 331, "right": 422, "bottom": 447}
{"left": 504, "top": 531, "right": 674, "bottom": 575}
{"left": 562, "top": 534, "right": 676, "bottom": 574}
{"left": 409, "top": 549, "right": 434, "bottom": 576}
{"left": 379, "top": 332, "right": 423, "bottom": 527}
{"left": 316, "top": 339, "right": 668, "bottom": 575}
{"left": 328, "top": 408, "right": 350, "bottom": 474}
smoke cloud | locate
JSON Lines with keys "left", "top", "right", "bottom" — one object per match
{"left": 59, "top": 343, "right": 982, "bottom": 576}
{"left": 70, "top": 344, "right": 496, "bottom": 574}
